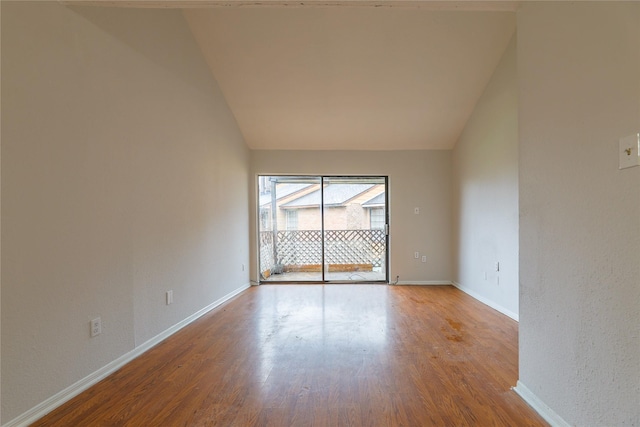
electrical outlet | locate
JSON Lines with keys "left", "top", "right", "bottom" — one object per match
{"left": 166, "top": 290, "right": 173, "bottom": 305}
{"left": 414, "top": 207, "right": 420, "bottom": 215}
{"left": 421, "top": 256, "right": 427, "bottom": 263}
{"left": 414, "top": 251, "right": 419, "bottom": 259}
{"left": 90, "top": 317, "right": 101, "bottom": 337}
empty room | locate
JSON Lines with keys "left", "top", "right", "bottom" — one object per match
{"left": 1, "top": 1, "right": 638, "bottom": 426}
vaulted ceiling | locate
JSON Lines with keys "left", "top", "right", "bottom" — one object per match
{"left": 184, "top": 7, "right": 515, "bottom": 150}
{"left": 70, "top": 1, "right": 517, "bottom": 150}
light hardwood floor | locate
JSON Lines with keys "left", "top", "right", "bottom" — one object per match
{"left": 32, "top": 285, "right": 547, "bottom": 426}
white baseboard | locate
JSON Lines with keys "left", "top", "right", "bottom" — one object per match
{"left": 3, "top": 283, "right": 251, "bottom": 427}
{"left": 395, "top": 280, "right": 453, "bottom": 285}
{"left": 514, "top": 381, "right": 571, "bottom": 427}
{"left": 451, "top": 281, "right": 518, "bottom": 321}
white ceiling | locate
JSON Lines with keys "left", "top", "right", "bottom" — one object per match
{"left": 183, "top": 7, "right": 516, "bottom": 150}
{"left": 66, "top": 2, "right": 516, "bottom": 150}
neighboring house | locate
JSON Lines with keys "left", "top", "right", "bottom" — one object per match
{"left": 362, "top": 192, "right": 386, "bottom": 230}
{"left": 278, "top": 183, "right": 385, "bottom": 230}
{"left": 258, "top": 182, "right": 318, "bottom": 230}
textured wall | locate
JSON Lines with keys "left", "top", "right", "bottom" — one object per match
{"left": 1, "top": 2, "right": 249, "bottom": 422}
{"left": 250, "top": 150, "right": 452, "bottom": 284}
{"left": 518, "top": 3, "right": 640, "bottom": 425}
{"left": 452, "top": 35, "right": 519, "bottom": 319}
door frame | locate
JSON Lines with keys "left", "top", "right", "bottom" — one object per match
{"left": 257, "top": 175, "right": 389, "bottom": 284}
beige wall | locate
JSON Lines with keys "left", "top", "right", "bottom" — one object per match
{"left": 517, "top": 3, "right": 640, "bottom": 425}
{"left": 452, "top": 36, "right": 519, "bottom": 319}
{"left": 1, "top": 2, "right": 249, "bottom": 423}
{"left": 250, "top": 151, "right": 452, "bottom": 283}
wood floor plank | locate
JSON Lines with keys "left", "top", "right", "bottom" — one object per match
{"left": 31, "top": 285, "right": 547, "bottom": 426}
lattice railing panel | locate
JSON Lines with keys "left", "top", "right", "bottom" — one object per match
{"left": 259, "top": 232, "right": 275, "bottom": 276}
{"left": 260, "top": 229, "right": 386, "bottom": 273}
{"left": 276, "top": 230, "right": 322, "bottom": 267}
{"left": 324, "top": 229, "right": 386, "bottom": 267}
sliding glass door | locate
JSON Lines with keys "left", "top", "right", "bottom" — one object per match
{"left": 321, "top": 176, "right": 387, "bottom": 282}
{"left": 258, "top": 176, "right": 388, "bottom": 283}
{"left": 258, "top": 176, "right": 323, "bottom": 281}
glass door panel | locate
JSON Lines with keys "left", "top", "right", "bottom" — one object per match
{"left": 258, "top": 176, "right": 322, "bottom": 282}
{"left": 322, "top": 177, "right": 387, "bottom": 282}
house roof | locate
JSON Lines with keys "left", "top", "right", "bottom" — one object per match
{"left": 362, "top": 192, "right": 385, "bottom": 207}
{"left": 282, "top": 184, "right": 374, "bottom": 208}
{"left": 259, "top": 183, "right": 314, "bottom": 207}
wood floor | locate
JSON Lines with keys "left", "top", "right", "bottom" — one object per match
{"left": 32, "top": 285, "right": 547, "bottom": 426}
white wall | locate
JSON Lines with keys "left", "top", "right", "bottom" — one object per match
{"left": 250, "top": 150, "right": 452, "bottom": 284}
{"left": 517, "top": 3, "right": 640, "bottom": 425}
{"left": 452, "top": 36, "right": 519, "bottom": 319}
{"left": 1, "top": 2, "right": 250, "bottom": 423}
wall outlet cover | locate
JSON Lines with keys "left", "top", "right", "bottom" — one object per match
{"left": 90, "top": 317, "right": 101, "bottom": 337}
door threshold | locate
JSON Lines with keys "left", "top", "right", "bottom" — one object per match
{"left": 259, "top": 281, "right": 389, "bottom": 285}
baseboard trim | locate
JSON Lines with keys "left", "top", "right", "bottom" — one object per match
{"left": 395, "top": 280, "right": 453, "bottom": 286}
{"left": 513, "top": 381, "right": 571, "bottom": 427}
{"left": 3, "top": 283, "right": 251, "bottom": 427}
{"left": 451, "top": 281, "right": 518, "bottom": 321}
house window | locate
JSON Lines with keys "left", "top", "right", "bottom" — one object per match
{"left": 370, "top": 208, "right": 385, "bottom": 230}
{"left": 286, "top": 210, "right": 298, "bottom": 230}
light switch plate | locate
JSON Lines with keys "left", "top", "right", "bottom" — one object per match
{"left": 619, "top": 133, "right": 639, "bottom": 169}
